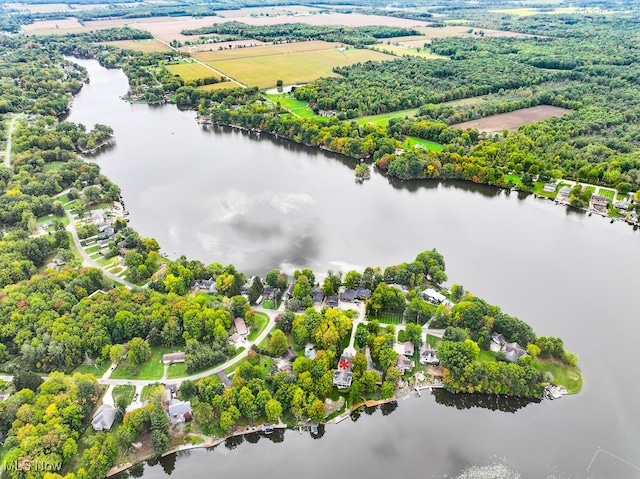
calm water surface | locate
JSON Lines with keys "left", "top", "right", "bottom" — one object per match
{"left": 66, "top": 58, "right": 640, "bottom": 479}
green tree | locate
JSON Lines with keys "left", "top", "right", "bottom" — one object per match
{"left": 265, "top": 398, "right": 283, "bottom": 423}
{"left": 269, "top": 330, "right": 289, "bottom": 357}
{"left": 127, "top": 337, "right": 151, "bottom": 366}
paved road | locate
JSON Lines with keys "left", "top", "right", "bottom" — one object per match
{"left": 131, "top": 24, "right": 246, "bottom": 89}
{"left": 63, "top": 207, "right": 135, "bottom": 289}
{"left": 4, "top": 114, "right": 23, "bottom": 167}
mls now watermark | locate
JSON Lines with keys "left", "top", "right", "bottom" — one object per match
{"left": 2, "top": 458, "right": 62, "bottom": 473}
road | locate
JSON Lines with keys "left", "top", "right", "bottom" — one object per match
{"left": 63, "top": 207, "right": 135, "bottom": 289}
{"left": 98, "top": 304, "right": 281, "bottom": 388}
{"left": 4, "top": 114, "right": 23, "bottom": 167}
{"left": 131, "top": 24, "right": 246, "bottom": 89}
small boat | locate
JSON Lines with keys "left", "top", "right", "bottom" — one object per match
{"left": 262, "top": 425, "right": 273, "bottom": 435}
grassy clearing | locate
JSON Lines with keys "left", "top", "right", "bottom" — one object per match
{"left": 43, "top": 161, "right": 65, "bottom": 172}
{"left": 110, "top": 347, "right": 173, "bottom": 380}
{"left": 112, "top": 385, "right": 135, "bottom": 406}
{"left": 616, "top": 192, "right": 631, "bottom": 201}
{"left": 505, "top": 174, "right": 522, "bottom": 186}
{"left": 368, "top": 44, "right": 447, "bottom": 59}
{"left": 166, "top": 362, "right": 189, "bottom": 379}
{"left": 533, "top": 181, "right": 558, "bottom": 198}
{"left": 426, "top": 334, "right": 440, "bottom": 348}
{"left": 73, "top": 359, "right": 110, "bottom": 377}
{"left": 533, "top": 358, "right": 583, "bottom": 393}
{"left": 248, "top": 312, "right": 269, "bottom": 342}
{"left": 266, "top": 94, "right": 316, "bottom": 118}
{"left": 478, "top": 349, "right": 498, "bottom": 363}
{"left": 597, "top": 188, "right": 615, "bottom": 200}
{"left": 262, "top": 299, "right": 278, "bottom": 310}
{"left": 402, "top": 136, "right": 443, "bottom": 152}
{"left": 104, "top": 39, "right": 172, "bottom": 53}
{"left": 166, "top": 62, "right": 219, "bottom": 81}
{"left": 203, "top": 47, "right": 395, "bottom": 89}
{"left": 355, "top": 108, "right": 419, "bottom": 127}
{"left": 367, "top": 312, "right": 403, "bottom": 324}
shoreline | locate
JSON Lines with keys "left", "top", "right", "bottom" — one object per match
{"left": 198, "top": 119, "right": 637, "bottom": 230}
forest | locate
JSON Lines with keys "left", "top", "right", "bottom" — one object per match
{"left": 181, "top": 22, "right": 421, "bottom": 47}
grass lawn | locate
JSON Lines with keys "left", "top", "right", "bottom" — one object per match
{"left": 112, "top": 385, "right": 135, "bottom": 406}
{"left": 110, "top": 347, "right": 173, "bottom": 380}
{"left": 266, "top": 93, "right": 316, "bottom": 118}
{"left": 533, "top": 358, "right": 583, "bottom": 393}
{"left": 86, "top": 245, "right": 101, "bottom": 254}
{"left": 262, "top": 299, "right": 278, "bottom": 310}
{"left": 166, "top": 62, "right": 220, "bottom": 81}
{"left": 166, "top": 362, "right": 189, "bottom": 379}
{"left": 402, "top": 136, "right": 443, "bottom": 152}
{"left": 43, "top": 161, "right": 65, "bottom": 172}
{"left": 505, "top": 174, "right": 522, "bottom": 186}
{"left": 355, "top": 108, "right": 419, "bottom": 127}
{"left": 367, "top": 312, "right": 403, "bottom": 324}
{"left": 73, "top": 359, "right": 111, "bottom": 377}
{"left": 248, "top": 312, "right": 269, "bottom": 342}
{"left": 616, "top": 192, "right": 631, "bottom": 201}
{"left": 584, "top": 185, "right": 596, "bottom": 195}
{"left": 597, "top": 188, "right": 615, "bottom": 200}
{"left": 478, "top": 349, "right": 498, "bottom": 363}
{"left": 533, "top": 181, "right": 558, "bottom": 198}
{"left": 141, "top": 384, "right": 164, "bottom": 401}
{"left": 426, "top": 334, "right": 441, "bottom": 348}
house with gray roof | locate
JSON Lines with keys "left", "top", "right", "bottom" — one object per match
{"left": 167, "top": 399, "right": 192, "bottom": 425}
{"left": 92, "top": 404, "right": 118, "bottom": 431}
{"left": 234, "top": 317, "right": 248, "bottom": 336}
{"left": 333, "top": 354, "right": 353, "bottom": 389}
{"left": 504, "top": 342, "right": 527, "bottom": 362}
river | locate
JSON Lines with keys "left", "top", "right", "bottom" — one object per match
{"left": 65, "top": 58, "right": 640, "bottom": 479}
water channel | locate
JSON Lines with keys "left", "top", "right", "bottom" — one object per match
{"left": 66, "top": 58, "right": 640, "bottom": 479}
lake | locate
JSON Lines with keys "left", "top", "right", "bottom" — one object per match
{"left": 66, "top": 58, "right": 640, "bottom": 479}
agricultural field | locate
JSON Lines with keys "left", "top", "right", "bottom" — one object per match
{"left": 214, "top": 5, "right": 320, "bottom": 18}
{"left": 6, "top": 3, "right": 71, "bottom": 12}
{"left": 21, "top": 18, "right": 92, "bottom": 35}
{"left": 196, "top": 42, "right": 395, "bottom": 89}
{"left": 166, "top": 62, "right": 220, "bottom": 81}
{"left": 490, "top": 7, "right": 617, "bottom": 16}
{"left": 192, "top": 40, "right": 337, "bottom": 62}
{"left": 413, "top": 25, "right": 535, "bottom": 42}
{"left": 104, "top": 39, "right": 172, "bottom": 53}
{"left": 196, "top": 82, "right": 239, "bottom": 91}
{"left": 179, "top": 39, "right": 268, "bottom": 53}
{"left": 453, "top": 105, "right": 572, "bottom": 133}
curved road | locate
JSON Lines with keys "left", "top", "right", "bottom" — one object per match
{"left": 100, "top": 304, "right": 280, "bottom": 387}
{"left": 63, "top": 207, "right": 136, "bottom": 289}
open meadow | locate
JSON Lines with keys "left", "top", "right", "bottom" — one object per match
{"left": 194, "top": 41, "right": 395, "bottom": 88}
{"left": 368, "top": 44, "right": 446, "bottom": 59}
{"left": 453, "top": 105, "right": 572, "bottom": 133}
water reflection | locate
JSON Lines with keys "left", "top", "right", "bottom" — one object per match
{"left": 432, "top": 390, "right": 539, "bottom": 413}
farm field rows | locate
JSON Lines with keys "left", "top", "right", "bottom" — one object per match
{"left": 199, "top": 45, "right": 395, "bottom": 89}
{"left": 166, "top": 62, "right": 220, "bottom": 81}
{"left": 192, "top": 40, "right": 338, "bottom": 62}
{"left": 103, "top": 39, "right": 172, "bottom": 53}
{"left": 197, "top": 82, "right": 239, "bottom": 91}
{"left": 453, "top": 105, "right": 572, "bottom": 133}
